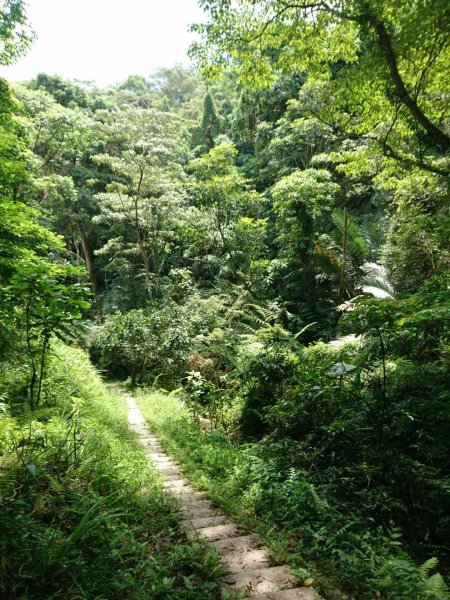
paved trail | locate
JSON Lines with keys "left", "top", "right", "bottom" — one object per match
{"left": 126, "top": 391, "right": 321, "bottom": 600}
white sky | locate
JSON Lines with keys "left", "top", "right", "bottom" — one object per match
{"left": 0, "top": 0, "right": 206, "bottom": 87}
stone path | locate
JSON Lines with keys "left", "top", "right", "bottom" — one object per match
{"left": 126, "top": 391, "right": 321, "bottom": 600}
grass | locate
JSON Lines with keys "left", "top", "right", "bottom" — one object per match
{"left": 134, "top": 389, "right": 450, "bottom": 600}
{"left": 133, "top": 390, "right": 320, "bottom": 587}
{"left": 0, "top": 344, "right": 224, "bottom": 600}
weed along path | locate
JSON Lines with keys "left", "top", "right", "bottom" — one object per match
{"left": 125, "top": 390, "right": 321, "bottom": 600}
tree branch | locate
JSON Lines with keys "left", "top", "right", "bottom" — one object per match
{"left": 369, "top": 15, "right": 450, "bottom": 150}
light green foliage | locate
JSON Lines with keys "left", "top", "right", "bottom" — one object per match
{"left": 0, "top": 198, "right": 64, "bottom": 278}
{"left": 193, "top": 0, "right": 450, "bottom": 176}
{"left": 270, "top": 168, "right": 342, "bottom": 326}
{"left": 382, "top": 174, "right": 449, "bottom": 295}
{"left": 1, "top": 3, "right": 449, "bottom": 594}
{"left": 0, "top": 78, "right": 93, "bottom": 409}
{"left": 0, "top": 0, "right": 34, "bottom": 64}
{"left": 94, "top": 305, "right": 191, "bottom": 385}
{"left": 149, "top": 64, "right": 206, "bottom": 121}
{"left": 272, "top": 168, "right": 339, "bottom": 254}
{"left": 188, "top": 142, "right": 264, "bottom": 284}
{"left": 135, "top": 390, "right": 239, "bottom": 495}
{"left": 373, "top": 555, "right": 449, "bottom": 599}
{"left": 0, "top": 78, "right": 27, "bottom": 195}
{"left": 2, "top": 264, "right": 90, "bottom": 406}
{"left": 93, "top": 106, "right": 188, "bottom": 297}
{"left": 15, "top": 83, "right": 93, "bottom": 168}
{"left": 93, "top": 296, "right": 218, "bottom": 386}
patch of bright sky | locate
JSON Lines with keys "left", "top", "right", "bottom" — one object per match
{"left": 0, "top": 0, "right": 207, "bottom": 87}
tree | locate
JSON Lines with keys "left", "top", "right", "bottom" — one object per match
{"left": 192, "top": 0, "right": 450, "bottom": 176}
{"left": 200, "top": 92, "right": 220, "bottom": 149}
{"left": 2, "top": 265, "right": 90, "bottom": 406}
{"left": 0, "top": 78, "right": 27, "bottom": 199}
{"left": 15, "top": 84, "right": 92, "bottom": 170}
{"left": 30, "top": 73, "right": 93, "bottom": 110}
{"left": 0, "top": 0, "right": 34, "bottom": 65}
{"left": 0, "top": 85, "right": 91, "bottom": 406}
{"left": 13, "top": 83, "right": 102, "bottom": 298}
{"left": 271, "top": 168, "right": 340, "bottom": 329}
{"left": 93, "top": 107, "right": 188, "bottom": 300}
{"left": 187, "top": 142, "right": 264, "bottom": 286}
{"left": 149, "top": 65, "right": 201, "bottom": 110}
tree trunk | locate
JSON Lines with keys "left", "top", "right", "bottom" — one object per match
{"left": 339, "top": 207, "right": 348, "bottom": 303}
{"left": 142, "top": 249, "right": 151, "bottom": 297}
{"left": 77, "top": 223, "right": 99, "bottom": 302}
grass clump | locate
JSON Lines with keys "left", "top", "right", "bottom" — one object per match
{"left": 0, "top": 343, "right": 224, "bottom": 599}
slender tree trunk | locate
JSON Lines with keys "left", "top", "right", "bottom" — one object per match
{"left": 131, "top": 364, "right": 137, "bottom": 386}
{"left": 139, "top": 357, "right": 148, "bottom": 384}
{"left": 25, "top": 301, "right": 37, "bottom": 407}
{"left": 339, "top": 207, "right": 348, "bottom": 303}
{"left": 36, "top": 336, "right": 50, "bottom": 407}
{"left": 141, "top": 248, "right": 151, "bottom": 297}
{"left": 77, "top": 224, "right": 99, "bottom": 302}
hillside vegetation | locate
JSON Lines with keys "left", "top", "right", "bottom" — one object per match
{"left": 0, "top": 1, "right": 449, "bottom": 598}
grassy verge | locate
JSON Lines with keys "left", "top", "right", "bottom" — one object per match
{"left": 0, "top": 344, "right": 224, "bottom": 600}
{"left": 135, "top": 389, "right": 450, "bottom": 600}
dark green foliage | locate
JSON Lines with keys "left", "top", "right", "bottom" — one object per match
{"left": 30, "top": 73, "right": 93, "bottom": 109}
{"left": 199, "top": 92, "right": 220, "bottom": 149}
{"left": 137, "top": 390, "right": 450, "bottom": 599}
{"left": 239, "top": 326, "right": 299, "bottom": 438}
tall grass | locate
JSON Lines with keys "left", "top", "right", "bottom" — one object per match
{"left": 0, "top": 344, "right": 223, "bottom": 599}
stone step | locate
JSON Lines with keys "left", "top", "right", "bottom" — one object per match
{"left": 181, "top": 515, "right": 231, "bottom": 530}
{"left": 164, "top": 472, "right": 187, "bottom": 481}
{"left": 180, "top": 503, "right": 221, "bottom": 519}
{"left": 180, "top": 499, "right": 213, "bottom": 509}
{"left": 222, "top": 565, "right": 297, "bottom": 597}
{"left": 211, "top": 534, "right": 262, "bottom": 553}
{"left": 147, "top": 453, "right": 171, "bottom": 460}
{"left": 147, "top": 445, "right": 164, "bottom": 452}
{"left": 153, "top": 463, "right": 178, "bottom": 471}
{"left": 245, "top": 588, "right": 319, "bottom": 600}
{"left": 220, "top": 547, "right": 271, "bottom": 572}
{"left": 163, "top": 479, "right": 193, "bottom": 493}
{"left": 173, "top": 491, "right": 207, "bottom": 502}
{"left": 149, "top": 457, "right": 177, "bottom": 466}
{"left": 125, "top": 393, "right": 322, "bottom": 600}
{"left": 149, "top": 460, "right": 174, "bottom": 466}
{"left": 155, "top": 466, "right": 184, "bottom": 476}
{"left": 187, "top": 522, "right": 242, "bottom": 542}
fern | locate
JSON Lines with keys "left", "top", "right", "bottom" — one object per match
{"left": 359, "top": 274, "right": 395, "bottom": 299}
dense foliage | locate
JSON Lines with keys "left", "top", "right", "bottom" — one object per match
{"left": 1, "top": 0, "right": 449, "bottom": 597}
{"left": 0, "top": 344, "right": 224, "bottom": 599}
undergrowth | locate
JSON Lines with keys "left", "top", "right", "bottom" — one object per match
{"left": 135, "top": 389, "right": 450, "bottom": 600}
{"left": 0, "top": 343, "right": 224, "bottom": 599}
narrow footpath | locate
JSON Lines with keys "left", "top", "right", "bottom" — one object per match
{"left": 126, "top": 390, "right": 321, "bottom": 600}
